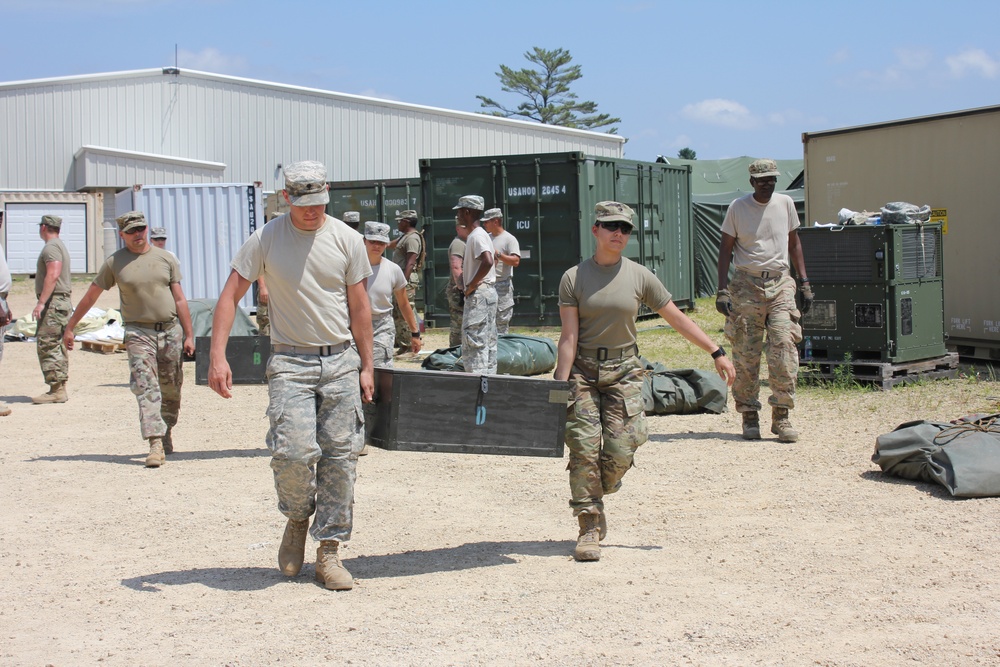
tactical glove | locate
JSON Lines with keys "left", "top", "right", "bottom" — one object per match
{"left": 715, "top": 289, "right": 733, "bottom": 316}
{"left": 798, "top": 282, "right": 814, "bottom": 314}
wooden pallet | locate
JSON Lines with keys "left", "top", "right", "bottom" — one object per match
{"left": 799, "top": 352, "right": 960, "bottom": 390}
{"left": 80, "top": 339, "right": 125, "bottom": 354}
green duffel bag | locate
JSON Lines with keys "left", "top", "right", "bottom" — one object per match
{"left": 421, "top": 334, "right": 557, "bottom": 376}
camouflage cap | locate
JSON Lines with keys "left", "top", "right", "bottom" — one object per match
{"left": 150, "top": 227, "right": 168, "bottom": 239}
{"left": 748, "top": 158, "right": 781, "bottom": 179}
{"left": 283, "top": 160, "right": 330, "bottom": 206}
{"left": 116, "top": 210, "right": 147, "bottom": 232}
{"left": 39, "top": 215, "right": 62, "bottom": 229}
{"left": 480, "top": 208, "right": 503, "bottom": 222}
{"left": 452, "top": 195, "right": 485, "bottom": 211}
{"left": 342, "top": 211, "right": 360, "bottom": 223}
{"left": 395, "top": 209, "right": 418, "bottom": 221}
{"left": 363, "top": 221, "right": 391, "bottom": 243}
{"left": 594, "top": 201, "right": 635, "bottom": 224}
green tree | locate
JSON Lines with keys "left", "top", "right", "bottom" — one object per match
{"left": 477, "top": 47, "right": 620, "bottom": 133}
{"left": 678, "top": 147, "right": 697, "bottom": 160}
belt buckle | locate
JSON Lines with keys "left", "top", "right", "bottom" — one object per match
{"left": 154, "top": 322, "right": 165, "bottom": 332}
{"left": 597, "top": 347, "right": 609, "bottom": 361}
{"left": 320, "top": 345, "right": 332, "bottom": 356}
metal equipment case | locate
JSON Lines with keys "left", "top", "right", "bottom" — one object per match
{"left": 419, "top": 152, "right": 694, "bottom": 327}
{"left": 368, "top": 368, "right": 569, "bottom": 457}
{"left": 798, "top": 223, "right": 945, "bottom": 363}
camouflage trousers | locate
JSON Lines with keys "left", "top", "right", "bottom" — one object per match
{"left": 462, "top": 284, "right": 498, "bottom": 375}
{"left": 724, "top": 271, "right": 802, "bottom": 413}
{"left": 446, "top": 285, "right": 464, "bottom": 348}
{"left": 393, "top": 283, "right": 417, "bottom": 352}
{"left": 36, "top": 293, "right": 71, "bottom": 384}
{"left": 566, "top": 354, "right": 647, "bottom": 516}
{"left": 266, "top": 347, "right": 364, "bottom": 543}
{"left": 125, "top": 323, "right": 183, "bottom": 439}
{"left": 495, "top": 278, "right": 514, "bottom": 335}
{"left": 372, "top": 311, "right": 396, "bottom": 368}
{"left": 256, "top": 301, "right": 270, "bottom": 337}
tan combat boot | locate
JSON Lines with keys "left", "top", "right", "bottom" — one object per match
{"left": 771, "top": 407, "right": 799, "bottom": 443}
{"left": 145, "top": 437, "right": 165, "bottom": 468}
{"left": 278, "top": 518, "right": 310, "bottom": 577}
{"left": 163, "top": 426, "right": 174, "bottom": 455}
{"left": 742, "top": 411, "right": 761, "bottom": 440}
{"left": 32, "top": 382, "right": 68, "bottom": 404}
{"left": 574, "top": 513, "right": 601, "bottom": 562}
{"left": 315, "top": 540, "right": 354, "bottom": 590}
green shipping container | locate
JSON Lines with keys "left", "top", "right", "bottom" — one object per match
{"left": 325, "top": 179, "right": 424, "bottom": 306}
{"left": 419, "top": 152, "right": 694, "bottom": 328}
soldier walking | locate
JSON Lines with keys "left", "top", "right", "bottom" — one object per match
{"left": 556, "top": 202, "right": 734, "bottom": 562}
{"left": 209, "top": 161, "right": 374, "bottom": 591}
{"left": 32, "top": 215, "right": 72, "bottom": 404}
{"left": 716, "top": 159, "right": 812, "bottom": 443}
{"left": 63, "top": 211, "right": 196, "bottom": 467}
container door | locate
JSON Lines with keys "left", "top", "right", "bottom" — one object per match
{"left": 327, "top": 182, "right": 381, "bottom": 224}
{"left": 4, "top": 202, "right": 88, "bottom": 274}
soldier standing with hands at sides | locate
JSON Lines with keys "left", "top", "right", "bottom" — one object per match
{"left": 208, "top": 161, "right": 374, "bottom": 592}
{"left": 447, "top": 218, "right": 469, "bottom": 347}
{"left": 482, "top": 208, "right": 520, "bottom": 334}
{"left": 32, "top": 215, "right": 73, "bottom": 404}
{"left": 391, "top": 210, "right": 423, "bottom": 356}
{"left": 456, "top": 195, "right": 497, "bottom": 374}
{"left": 716, "top": 159, "right": 811, "bottom": 443}
{"left": 555, "top": 201, "right": 735, "bottom": 562}
{"left": 63, "top": 211, "right": 195, "bottom": 467}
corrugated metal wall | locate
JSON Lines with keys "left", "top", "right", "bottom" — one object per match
{"left": 0, "top": 69, "right": 625, "bottom": 192}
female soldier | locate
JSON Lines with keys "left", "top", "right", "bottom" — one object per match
{"left": 359, "top": 221, "right": 422, "bottom": 454}
{"left": 555, "top": 201, "right": 736, "bottom": 561}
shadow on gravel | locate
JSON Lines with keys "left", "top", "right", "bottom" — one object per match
{"left": 648, "top": 431, "right": 745, "bottom": 443}
{"left": 28, "top": 448, "right": 269, "bottom": 465}
{"left": 122, "top": 567, "right": 288, "bottom": 592}
{"left": 858, "top": 469, "right": 960, "bottom": 500}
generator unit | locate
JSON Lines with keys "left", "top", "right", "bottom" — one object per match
{"left": 798, "top": 223, "right": 945, "bottom": 363}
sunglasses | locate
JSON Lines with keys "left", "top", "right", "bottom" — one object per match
{"left": 597, "top": 220, "right": 634, "bottom": 234}
{"left": 124, "top": 226, "right": 147, "bottom": 235}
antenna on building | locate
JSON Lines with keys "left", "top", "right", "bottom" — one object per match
{"left": 162, "top": 44, "right": 180, "bottom": 77}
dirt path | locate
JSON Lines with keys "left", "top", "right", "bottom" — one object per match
{"left": 2, "top": 279, "right": 999, "bottom": 666}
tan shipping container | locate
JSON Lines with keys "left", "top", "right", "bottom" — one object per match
{"left": 802, "top": 105, "right": 1000, "bottom": 359}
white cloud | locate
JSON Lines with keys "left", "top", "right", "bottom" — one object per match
{"left": 946, "top": 48, "right": 1000, "bottom": 79}
{"left": 680, "top": 99, "right": 757, "bottom": 130}
{"left": 177, "top": 47, "right": 246, "bottom": 75}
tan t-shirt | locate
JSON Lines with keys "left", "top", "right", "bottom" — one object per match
{"left": 721, "top": 192, "right": 799, "bottom": 273}
{"left": 448, "top": 237, "right": 466, "bottom": 288}
{"left": 559, "top": 257, "right": 672, "bottom": 351}
{"left": 94, "top": 246, "right": 181, "bottom": 323}
{"left": 463, "top": 226, "right": 496, "bottom": 288}
{"left": 491, "top": 229, "right": 521, "bottom": 281}
{"left": 231, "top": 214, "right": 371, "bottom": 347}
{"left": 391, "top": 230, "right": 423, "bottom": 284}
{"left": 35, "top": 238, "right": 72, "bottom": 298}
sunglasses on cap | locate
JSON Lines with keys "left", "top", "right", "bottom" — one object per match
{"left": 597, "top": 220, "right": 634, "bottom": 234}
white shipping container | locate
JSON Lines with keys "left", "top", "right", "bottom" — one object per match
{"left": 114, "top": 183, "right": 263, "bottom": 313}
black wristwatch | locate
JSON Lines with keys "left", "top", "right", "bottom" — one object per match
{"left": 711, "top": 346, "right": 726, "bottom": 359}
{"left": 411, "top": 331, "right": 421, "bottom": 338}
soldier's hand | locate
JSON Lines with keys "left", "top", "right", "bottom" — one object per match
{"left": 715, "top": 289, "right": 733, "bottom": 316}
{"left": 183, "top": 335, "right": 196, "bottom": 357}
{"left": 798, "top": 282, "right": 814, "bottom": 314}
{"left": 359, "top": 368, "right": 375, "bottom": 403}
{"left": 62, "top": 329, "right": 75, "bottom": 350}
{"left": 208, "top": 359, "right": 234, "bottom": 399}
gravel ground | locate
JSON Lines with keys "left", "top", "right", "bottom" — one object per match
{"left": 2, "top": 279, "right": 1000, "bottom": 666}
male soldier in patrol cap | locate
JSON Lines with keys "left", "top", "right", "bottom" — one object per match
{"left": 391, "top": 209, "right": 424, "bottom": 355}
{"left": 455, "top": 195, "right": 497, "bottom": 374}
{"left": 716, "top": 159, "right": 812, "bottom": 443}
{"left": 149, "top": 227, "right": 180, "bottom": 264}
{"left": 341, "top": 211, "right": 361, "bottom": 232}
{"left": 481, "top": 208, "right": 520, "bottom": 335}
{"left": 63, "top": 211, "right": 196, "bottom": 467}
{"left": 446, "top": 217, "right": 470, "bottom": 347}
{"left": 209, "top": 160, "right": 374, "bottom": 591}
{"left": 32, "top": 215, "right": 73, "bottom": 404}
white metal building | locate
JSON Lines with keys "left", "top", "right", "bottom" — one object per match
{"left": 0, "top": 67, "right": 625, "bottom": 273}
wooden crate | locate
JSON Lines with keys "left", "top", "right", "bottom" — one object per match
{"left": 368, "top": 367, "right": 569, "bottom": 457}
{"left": 80, "top": 339, "right": 125, "bottom": 354}
{"left": 799, "top": 352, "right": 959, "bottom": 390}
{"left": 194, "top": 336, "right": 270, "bottom": 385}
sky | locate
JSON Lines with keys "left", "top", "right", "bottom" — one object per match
{"left": 0, "top": 0, "right": 997, "bottom": 162}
